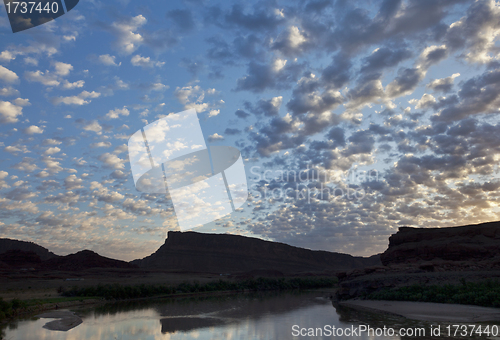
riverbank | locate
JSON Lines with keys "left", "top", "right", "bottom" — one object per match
{"left": 0, "top": 276, "right": 338, "bottom": 324}
{"left": 340, "top": 300, "right": 500, "bottom": 322}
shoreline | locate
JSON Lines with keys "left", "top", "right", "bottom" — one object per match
{"left": 340, "top": 300, "right": 500, "bottom": 322}
{"left": 2, "top": 287, "right": 338, "bottom": 326}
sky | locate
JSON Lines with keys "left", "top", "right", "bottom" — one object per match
{"left": 0, "top": 0, "right": 499, "bottom": 261}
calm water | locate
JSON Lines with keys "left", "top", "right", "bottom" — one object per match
{"left": 0, "top": 291, "right": 485, "bottom": 340}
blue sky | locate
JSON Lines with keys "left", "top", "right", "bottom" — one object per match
{"left": 0, "top": 0, "right": 499, "bottom": 261}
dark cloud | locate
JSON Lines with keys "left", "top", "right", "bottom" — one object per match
{"left": 432, "top": 68, "right": 500, "bottom": 122}
{"left": 360, "top": 46, "right": 412, "bottom": 75}
{"left": 206, "top": 4, "right": 285, "bottom": 32}
{"left": 244, "top": 97, "right": 283, "bottom": 116}
{"left": 167, "top": 9, "right": 195, "bottom": 33}
{"left": 235, "top": 60, "right": 305, "bottom": 93}
{"left": 235, "top": 109, "right": 250, "bottom": 119}
{"left": 321, "top": 53, "right": 352, "bottom": 89}
{"left": 224, "top": 128, "right": 241, "bottom": 135}
{"left": 286, "top": 74, "right": 343, "bottom": 115}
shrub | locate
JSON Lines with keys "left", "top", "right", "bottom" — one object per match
{"left": 368, "top": 280, "right": 500, "bottom": 308}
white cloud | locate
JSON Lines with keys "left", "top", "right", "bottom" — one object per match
{"left": 106, "top": 107, "right": 130, "bottom": 119}
{"left": 4, "top": 146, "right": 23, "bottom": 154}
{"left": 208, "top": 133, "right": 224, "bottom": 142}
{"left": 0, "top": 87, "right": 20, "bottom": 97}
{"left": 174, "top": 85, "right": 222, "bottom": 113}
{"left": 64, "top": 174, "right": 83, "bottom": 190}
{"left": 98, "top": 54, "right": 120, "bottom": 66}
{"left": 110, "top": 15, "right": 147, "bottom": 54}
{"left": 0, "top": 66, "right": 19, "bottom": 83}
{"left": 414, "top": 93, "right": 437, "bottom": 110}
{"left": 23, "top": 57, "right": 38, "bottom": 66}
{"left": 54, "top": 62, "right": 73, "bottom": 76}
{"left": 208, "top": 109, "right": 220, "bottom": 118}
{"left": 12, "top": 157, "right": 37, "bottom": 172}
{"left": 0, "top": 101, "right": 23, "bottom": 124}
{"left": 90, "top": 142, "right": 112, "bottom": 148}
{"left": 61, "top": 80, "right": 85, "bottom": 90}
{"left": 52, "top": 90, "right": 101, "bottom": 105}
{"left": 98, "top": 153, "right": 125, "bottom": 169}
{"left": 131, "top": 55, "right": 165, "bottom": 68}
{"left": 44, "top": 147, "right": 61, "bottom": 155}
{"left": 25, "top": 70, "right": 60, "bottom": 86}
{"left": 23, "top": 125, "right": 44, "bottom": 134}
{"left": 42, "top": 156, "right": 63, "bottom": 173}
{"left": 0, "top": 51, "right": 15, "bottom": 62}
{"left": 13, "top": 98, "right": 30, "bottom": 106}
{"left": 83, "top": 120, "right": 102, "bottom": 134}
{"left": 43, "top": 139, "right": 62, "bottom": 146}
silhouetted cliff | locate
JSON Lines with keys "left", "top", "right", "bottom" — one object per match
{"left": 380, "top": 221, "right": 500, "bottom": 266}
{"left": 0, "top": 238, "right": 58, "bottom": 261}
{"left": 131, "top": 231, "right": 381, "bottom": 274}
{"left": 40, "top": 250, "right": 137, "bottom": 271}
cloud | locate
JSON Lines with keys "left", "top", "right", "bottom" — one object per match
{"left": 0, "top": 51, "right": 16, "bottom": 62}
{"left": 208, "top": 109, "right": 220, "bottom": 118}
{"left": 0, "top": 66, "right": 19, "bottom": 83}
{"left": 432, "top": 68, "right": 500, "bottom": 122}
{"left": 287, "top": 75, "right": 343, "bottom": 115}
{"left": 209, "top": 4, "right": 285, "bottom": 32}
{"left": 104, "top": 15, "right": 178, "bottom": 54}
{"left": 13, "top": 98, "right": 30, "bottom": 106}
{"left": 98, "top": 54, "right": 120, "bottom": 66}
{"left": 90, "top": 142, "right": 111, "bottom": 148}
{"left": 54, "top": 62, "right": 73, "bottom": 76}
{"left": 61, "top": 80, "right": 85, "bottom": 90}
{"left": 44, "top": 147, "right": 61, "bottom": 155}
{"left": 11, "top": 157, "right": 37, "bottom": 172}
{"left": 174, "top": 85, "right": 222, "bottom": 113}
{"left": 272, "top": 26, "right": 308, "bottom": 56}
{"left": 246, "top": 96, "right": 283, "bottom": 117}
{"left": 167, "top": 9, "right": 195, "bottom": 33}
{"left": 52, "top": 91, "right": 101, "bottom": 105}
{"left": 236, "top": 59, "right": 304, "bottom": 92}
{"left": 23, "top": 125, "right": 44, "bottom": 134}
{"left": 444, "top": 0, "right": 500, "bottom": 64}
{"left": 108, "top": 15, "right": 147, "bottom": 54}
{"left": 412, "top": 93, "right": 437, "bottom": 110}
{"left": 82, "top": 120, "right": 103, "bottom": 134}
{"left": 0, "top": 87, "right": 20, "bottom": 97}
{"left": 130, "top": 55, "right": 165, "bottom": 68}
{"left": 208, "top": 133, "right": 224, "bottom": 142}
{"left": 98, "top": 153, "right": 125, "bottom": 170}
{"left": 427, "top": 73, "right": 460, "bottom": 93}
{"left": 25, "top": 70, "right": 60, "bottom": 86}
{"left": 359, "top": 46, "right": 413, "bottom": 75}
{"left": 0, "top": 101, "right": 23, "bottom": 124}
{"left": 64, "top": 175, "right": 83, "bottom": 190}
{"left": 105, "top": 107, "right": 130, "bottom": 119}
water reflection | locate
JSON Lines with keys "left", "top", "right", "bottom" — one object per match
{"left": 0, "top": 291, "right": 495, "bottom": 339}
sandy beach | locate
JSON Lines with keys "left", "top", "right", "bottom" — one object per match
{"left": 340, "top": 300, "right": 500, "bottom": 322}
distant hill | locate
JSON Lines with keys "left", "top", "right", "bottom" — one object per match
{"left": 40, "top": 250, "right": 137, "bottom": 271}
{"left": 0, "top": 249, "right": 42, "bottom": 268}
{"left": 131, "top": 231, "right": 381, "bottom": 274}
{"left": 0, "top": 238, "right": 58, "bottom": 261}
{"left": 380, "top": 221, "right": 500, "bottom": 266}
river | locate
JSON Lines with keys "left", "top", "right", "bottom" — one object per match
{"left": 0, "top": 291, "right": 491, "bottom": 339}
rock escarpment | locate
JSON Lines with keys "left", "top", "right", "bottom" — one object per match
{"left": 337, "top": 221, "right": 500, "bottom": 300}
{"left": 0, "top": 238, "right": 58, "bottom": 261}
{"left": 380, "top": 221, "right": 500, "bottom": 266}
{"left": 131, "top": 231, "right": 381, "bottom": 274}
